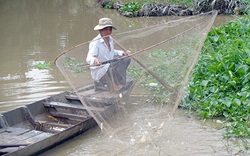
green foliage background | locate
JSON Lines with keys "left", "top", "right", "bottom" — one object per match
{"left": 184, "top": 16, "right": 250, "bottom": 138}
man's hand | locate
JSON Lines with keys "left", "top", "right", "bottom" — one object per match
{"left": 123, "top": 50, "right": 131, "bottom": 56}
{"left": 94, "top": 58, "right": 101, "bottom": 65}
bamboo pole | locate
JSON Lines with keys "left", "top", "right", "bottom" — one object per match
{"left": 113, "top": 39, "right": 174, "bottom": 92}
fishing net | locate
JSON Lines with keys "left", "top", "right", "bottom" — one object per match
{"left": 54, "top": 11, "right": 217, "bottom": 135}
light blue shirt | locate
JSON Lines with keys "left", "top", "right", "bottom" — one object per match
{"left": 86, "top": 34, "right": 124, "bottom": 81}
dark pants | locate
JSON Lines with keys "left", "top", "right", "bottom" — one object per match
{"left": 94, "top": 57, "right": 131, "bottom": 91}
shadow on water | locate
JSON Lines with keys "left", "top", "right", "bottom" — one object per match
{"left": 1, "top": 0, "right": 247, "bottom": 156}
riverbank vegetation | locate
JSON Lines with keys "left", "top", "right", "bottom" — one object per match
{"left": 101, "top": 0, "right": 249, "bottom": 17}
{"left": 183, "top": 15, "right": 250, "bottom": 138}
{"left": 130, "top": 14, "right": 250, "bottom": 138}
{"left": 121, "top": 0, "right": 195, "bottom": 7}
{"left": 126, "top": 5, "right": 249, "bottom": 138}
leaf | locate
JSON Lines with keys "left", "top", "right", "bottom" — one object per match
{"left": 233, "top": 98, "right": 241, "bottom": 106}
{"left": 245, "top": 58, "right": 250, "bottom": 64}
{"left": 228, "top": 80, "right": 236, "bottom": 87}
{"left": 237, "top": 67, "right": 246, "bottom": 77}
{"left": 224, "top": 100, "right": 232, "bottom": 107}
{"left": 201, "top": 80, "right": 209, "bottom": 87}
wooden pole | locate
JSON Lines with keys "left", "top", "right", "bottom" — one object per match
{"left": 113, "top": 39, "right": 174, "bottom": 92}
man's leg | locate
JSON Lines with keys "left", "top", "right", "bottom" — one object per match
{"left": 94, "top": 69, "right": 114, "bottom": 92}
{"left": 95, "top": 57, "right": 131, "bottom": 92}
{"left": 110, "top": 57, "right": 131, "bottom": 85}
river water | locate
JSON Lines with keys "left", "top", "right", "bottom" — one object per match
{"left": 1, "top": 0, "right": 248, "bottom": 156}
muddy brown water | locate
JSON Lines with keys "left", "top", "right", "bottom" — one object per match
{"left": 0, "top": 1, "right": 248, "bottom": 155}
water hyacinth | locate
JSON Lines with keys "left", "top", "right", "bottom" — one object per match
{"left": 184, "top": 16, "right": 250, "bottom": 138}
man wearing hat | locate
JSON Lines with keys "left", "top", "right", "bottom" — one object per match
{"left": 86, "top": 18, "right": 131, "bottom": 92}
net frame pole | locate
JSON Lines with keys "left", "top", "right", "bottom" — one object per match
{"left": 113, "top": 39, "right": 175, "bottom": 92}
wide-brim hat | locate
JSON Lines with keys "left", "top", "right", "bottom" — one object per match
{"left": 94, "top": 18, "right": 117, "bottom": 31}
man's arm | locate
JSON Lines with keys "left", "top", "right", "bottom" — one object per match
{"left": 86, "top": 41, "right": 99, "bottom": 65}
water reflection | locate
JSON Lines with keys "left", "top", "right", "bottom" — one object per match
{"left": 0, "top": 0, "right": 100, "bottom": 112}
{"left": 0, "top": 66, "right": 68, "bottom": 112}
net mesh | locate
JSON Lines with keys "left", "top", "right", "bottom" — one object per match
{"left": 54, "top": 11, "right": 217, "bottom": 133}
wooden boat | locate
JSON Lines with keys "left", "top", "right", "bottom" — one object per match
{"left": 0, "top": 78, "right": 135, "bottom": 156}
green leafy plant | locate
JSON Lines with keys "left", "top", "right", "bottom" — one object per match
{"left": 121, "top": 1, "right": 142, "bottom": 15}
{"left": 104, "top": 1, "right": 115, "bottom": 9}
{"left": 33, "top": 61, "right": 52, "bottom": 70}
{"left": 183, "top": 16, "right": 250, "bottom": 138}
{"left": 65, "top": 57, "right": 86, "bottom": 73}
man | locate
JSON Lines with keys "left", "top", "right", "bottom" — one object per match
{"left": 86, "top": 18, "right": 131, "bottom": 92}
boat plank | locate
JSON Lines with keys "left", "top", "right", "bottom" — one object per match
{"left": 0, "top": 129, "right": 50, "bottom": 143}
{"left": 0, "top": 128, "right": 53, "bottom": 149}
{"left": 0, "top": 132, "right": 53, "bottom": 154}
{"left": 50, "top": 111, "right": 90, "bottom": 121}
{"left": 0, "top": 147, "right": 20, "bottom": 155}
{"left": 0, "top": 134, "right": 27, "bottom": 145}
{"left": 65, "top": 91, "right": 119, "bottom": 103}
{"left": 41, "top": 122, "right": 71, "bottom": 128}
{"left": 25, "top": 131, "right": 54, "bottom": 143}
{"left": 66, "top": 78, "right": 134, "bottom": 102}
{"left": 44, "top": 101, "right": 106, "bottom": 112}
{"left": 1, "top": 127, "right": 31, "bottom": 136}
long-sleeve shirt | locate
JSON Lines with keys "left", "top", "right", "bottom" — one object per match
{"left": 86, "top": 34, "right": 124, "bottom": 81}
